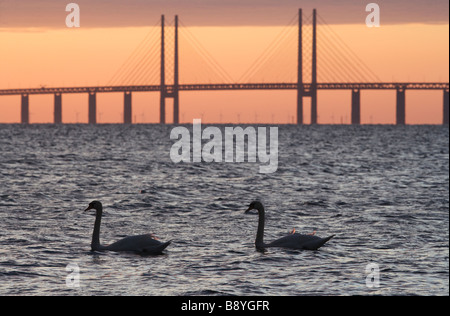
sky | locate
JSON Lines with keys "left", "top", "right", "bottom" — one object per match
{"left": 1, "top": 0, "right": 448, "bottom": 27}
{"left": 0, "top": 0, "right": 449, "bottom": 124}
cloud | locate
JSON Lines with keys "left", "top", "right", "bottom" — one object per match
{"left": 0, "top": 0, "right": 448, "bottom": 28}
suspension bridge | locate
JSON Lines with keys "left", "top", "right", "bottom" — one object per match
{"left": 0, "top": 9, "right": 448, "bottom": 125}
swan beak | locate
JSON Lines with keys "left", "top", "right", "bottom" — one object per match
{"left": 245, "top": 206, "right": 253, "bottom": 213}
{"left": 84, "top": 206, "right": 93, "bottom": 212}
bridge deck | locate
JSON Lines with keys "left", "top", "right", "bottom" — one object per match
{"left": 0, "top": 82, "right": 448, "bottom": 96}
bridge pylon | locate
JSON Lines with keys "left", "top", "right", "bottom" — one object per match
{"left": 297, "top": 9, "right": 318, "bottom": 125}
{"left": 297, "top": 9, "right": 303, "bottom": 125}
{"left": 160, "top": 15, "right": 180, "bottom": 124}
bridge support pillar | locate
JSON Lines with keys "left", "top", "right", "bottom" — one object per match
{"left": 311, "top": 89, "right": 317, "bottom": 124}
{"left": 21, "top": 94, "right": 29, "bottom": 124}
{"left": 297, "top": 91, "right": 303, "bottom": 125}
{"left": 54, "top": 93, "right": 62, "bottom": 124}
{"left": 396, "top": 88, "right": 406, "bottom": 125}
{"left": 160, "top": 96, "right": 166, "bottom": 124}
{"left": 124, "top": 91, "right": 132, "bottom": 124}
{"left": 351, "top": 89, "right": 361, "bottom": 125}
{"left": 444, "top": 89, "right": 449, "bottom": 125}
{"left": 173, "top": 92, "right": 179, "bottom": 124}
{"left": 88, "top": 92, "right": 97, "bottom": 124}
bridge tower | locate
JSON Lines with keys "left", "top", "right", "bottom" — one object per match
{"left": 296, "top": 9, "right": 303, "bottom": 125}
{"left": 297, "top": 9, "right": 318, "bottom": 125}
{"left": 311, "top": 9, "right": 318, "bottom": 124}
{"left": 160, "top": 15, "right": 180, "bottom": 124}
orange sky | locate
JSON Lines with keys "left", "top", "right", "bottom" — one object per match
{"left": 0, "top": 23, "right": 448, "bottom": 124}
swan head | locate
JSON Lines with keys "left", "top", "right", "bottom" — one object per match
{"left": 84, "top": 201, "right": 103, "bottom": 213}
{"left": 245, "top": 201, "right": 264, "bottom": 214}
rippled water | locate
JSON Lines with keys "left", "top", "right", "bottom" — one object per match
{"left": 0, "top": 124, "right": 448, "bottom": 296}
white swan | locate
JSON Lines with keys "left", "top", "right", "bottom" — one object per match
{"left": 245, "top": 201, "right": 334, "bottom": 251}
{"left": 84, "top": 201, "right": 171, "bottom": 255}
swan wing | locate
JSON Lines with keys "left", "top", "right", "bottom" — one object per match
{"left": 141, "top": 240, "right": 171, "bottom": 255}
{"left": 267, "top": 233, "right": 334, "bottom": 250}
{"left": 106, "top": 234, "right": 171, "bottom": 254}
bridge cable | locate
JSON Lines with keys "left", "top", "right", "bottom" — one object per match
{"left": 238, "top": 12, "right": 299, "bottom": 83}
{"left": 107, "top": 19, "right": 161, "bottom": 86}
{"left": 179, "top": 19, "right": 235, "bottom": 83}
{"left": 317, "top": 13, "right": 381, "bottom": 82}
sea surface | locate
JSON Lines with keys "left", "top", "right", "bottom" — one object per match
{"left": 0, "top": 124, "right": 448, "bottom": 296}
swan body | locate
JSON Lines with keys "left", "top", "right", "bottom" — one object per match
{"left": 245, "top": 201, "right": 334, "bottom": 251}
{"left": 84, "top": 201, "right": 171, "bottom": 255}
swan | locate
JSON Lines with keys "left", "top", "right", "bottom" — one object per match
{"left": 245, "top": 201, "right": 334, "bottom": 251}
{"left": 84, "top": 201, "right": 171, "bottom": 255}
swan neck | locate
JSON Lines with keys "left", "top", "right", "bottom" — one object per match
{"left": 92, "top": 208, "right": 102, "bottom": 250}
{"left": 255, "top": 208, "right": 265, "bottom": 249}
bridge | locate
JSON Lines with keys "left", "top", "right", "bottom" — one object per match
{"left": 0, "top": 9, "right": 448, "bottom": 125}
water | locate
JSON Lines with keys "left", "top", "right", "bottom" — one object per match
{"left": 0, "top": 124, "right": 448, "bottom": 296}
